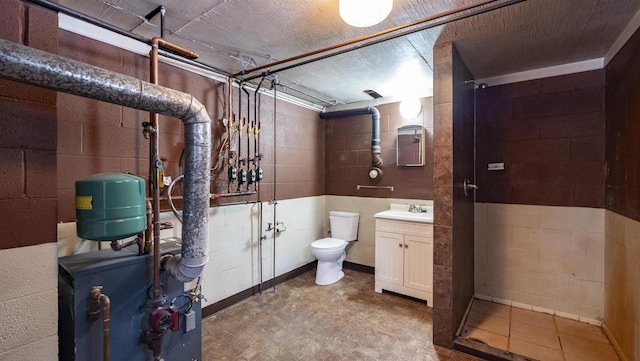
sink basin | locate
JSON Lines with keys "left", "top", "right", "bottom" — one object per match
{"left": 374, "top": 204, "right": 433, "bottom": 223}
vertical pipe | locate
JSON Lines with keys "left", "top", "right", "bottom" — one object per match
{"left": 0, "top": 39, "right": 211, "bottom": 283}
{"left": 253, "top": 76, "right": 266, "bottom": 193}
{"left": 258, "top": 201, "right": 263, "bottom": 294}
{"left": 89, "top": 288, "right": 111, "bottom": 361}
{"left": 227, "top": 77, "right": 233, "bottom": 193}
{"left": 149, "top": 39, "right": 162, "bottom": 300}
{"left": 159, "top": 6, "right": 165, "bottom": 38}
{"left": 238, "top": 83, "right": 243, "bottom": 171}
{"left": 144, "top": 200, "right": 153, "bottom": 254}
{"left": 242, "top": 86, "right": 251, "bottom": 191}
{"left": 272, "top": 79, "right": 277, "bottom": 292}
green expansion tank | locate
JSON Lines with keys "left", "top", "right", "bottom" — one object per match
{"left": 76, "top": 173, "right": 147, "bottom": 241}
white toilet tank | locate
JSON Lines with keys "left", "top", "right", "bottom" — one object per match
{"left": 329, "top": 211, "right": 359, "bottom": 241}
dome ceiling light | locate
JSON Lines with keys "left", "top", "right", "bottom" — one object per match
{"left": 339, "top": 0, "right": 393, "bottom": 28}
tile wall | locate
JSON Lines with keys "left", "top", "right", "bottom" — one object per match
{"left": 605, "top": 21, "right": 640, "bottom": 361}
{"left": 432, "top": 42, "right": 476, "bottom": 348}
{"left": 475, "top": 203, "right": 605, "bottom": 320}
{"left": 475, "top": 70, "right": 605, "bottom": 208}
{"left": 604, "top": 211, "right": 640, "bottom": 361}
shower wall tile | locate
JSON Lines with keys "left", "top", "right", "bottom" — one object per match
{"left": 475, "top": 203, "right": 604, "bottom": 320}
{"left": 433, "top": 42, "right": 475, "bottom": 349}
{"left": 476, "top": 69, "right": 605, "bottom": 208}
{"left": 604, "top": 23, "right": 640, "bottom": 361}
{"left": 604, "top": 211, "right": 640, "bottom": 361}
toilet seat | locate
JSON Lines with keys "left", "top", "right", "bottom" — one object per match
{"left": 311, "top": 237, "right": 346, "bottom": 251}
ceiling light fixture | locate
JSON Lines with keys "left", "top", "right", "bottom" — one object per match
{"left": 340, "top": 0, "right": 393, "bottom": 27}
{"left": 399, "top": 98, "right": 422, "bottom": 119}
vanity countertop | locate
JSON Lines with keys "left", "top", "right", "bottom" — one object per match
{"left": 374, "top": 203, "right": 433, "bottom": 224}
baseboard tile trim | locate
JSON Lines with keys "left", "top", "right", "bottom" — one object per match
{"left": 456, "top": 295, "right": 475, "bottom": 337}
{"left": 602, "top": 321, "right": 629, "bottom": 361}
{"left": 454, "top": 337, "right": 531, "bottom": 361}
{"left": 472, "top": 296, "right": 602, "bottom": 327}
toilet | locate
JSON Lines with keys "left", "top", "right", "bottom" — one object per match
{"left": 311, "top": 211, "right": 359, "bottom": 285}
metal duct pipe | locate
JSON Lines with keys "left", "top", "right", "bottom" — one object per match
{"left": 0, "top": 39, "right": 211, "bottom": 282}
{"left": 320, "top": 107, "right": 383, "bottom": 167}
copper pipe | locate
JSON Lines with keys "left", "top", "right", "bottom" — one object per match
{"left": 232, "top": 0, "right": 499, "bottom": 78}
{"left": 147, "top": 36, "right": 200, "bottom": 299}
{"left": 89, "top": 288, "right": 111, "bottom": 361}
{"left": 151, "top": 37, "right": 199, "bottom": 60}
{"left": 144, "top": 200, "right": 152, "bottom": 254}
{"left": 149, "top": 41, "right": 163, "bottom": 300}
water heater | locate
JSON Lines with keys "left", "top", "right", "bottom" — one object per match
{"left": 75, "top": 173, "right": 147, "bottom": 241}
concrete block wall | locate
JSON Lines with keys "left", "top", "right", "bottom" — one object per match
{"left": 0, "top": 1, "right": 59, "bottom": 360}
{"left": 324, "top": 98, "right": 434, "bottom": 200}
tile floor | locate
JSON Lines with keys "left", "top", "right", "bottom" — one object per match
{"left": 202, "top": 269, "right": 482, "bottom": 361}
{"left": 459, "top": 299, "right": 620, "bottom": 361}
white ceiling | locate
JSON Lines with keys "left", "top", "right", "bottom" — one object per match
{"left": 58, "top": 0, "right": 640, "bottom": 106}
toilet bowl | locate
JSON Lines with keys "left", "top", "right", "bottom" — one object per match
{"left": 311, "top": 211, "right": 359, "bottom": 285}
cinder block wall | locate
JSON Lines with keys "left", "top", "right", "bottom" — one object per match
{"left": 0, "top": 1, "right": 60, "bottom": 360}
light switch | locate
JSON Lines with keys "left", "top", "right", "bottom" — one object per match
{"left": 488, "top": 163, "right": 505, "bottom": 171}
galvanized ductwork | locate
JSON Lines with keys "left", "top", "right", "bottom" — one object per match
{"left": 320, "top": 107, "right": 383, "bottom": 167}
{"left": 0, "top": 38, "right": 210, "bottom": 282}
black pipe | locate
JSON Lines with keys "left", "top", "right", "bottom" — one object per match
{"left": 27, "top": 0, "right": 229, "bottom": 76}
{"left": 320, "top": 107, "right": 382, "bottom": 167}
{"left": 160, "top": 6, "right": 165, "bottom": 38}
{"left": 144, "top": 5, "right": 166, "bottom": 38}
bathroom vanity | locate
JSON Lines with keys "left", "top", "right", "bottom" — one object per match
{"left": 374, "top": 204, "right": 433, "bottom": 305}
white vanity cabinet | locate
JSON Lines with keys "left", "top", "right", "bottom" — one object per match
{"left": 374, "top": 218, "right": 433, "bottom": 305}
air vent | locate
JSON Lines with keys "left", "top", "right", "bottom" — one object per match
{"left": 363, "top": 89, "right": 383, "bottom": 99}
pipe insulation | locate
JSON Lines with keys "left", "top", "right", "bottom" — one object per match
{"left": 0, "top": 38, "right": 211, "bottom": 282}
{"left": 320, "top": 107, "right": 383, "bottom": 167}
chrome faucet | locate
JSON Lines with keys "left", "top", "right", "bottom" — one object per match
{"left": 408, "top": 204, "right": 418, "bottom": 213}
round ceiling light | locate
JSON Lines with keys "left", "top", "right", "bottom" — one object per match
{"left": 340, "top": 0, "right": 393, "bottom": 28}
{"left": 399, "top": 98, "right": 422, "bottom": 119}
